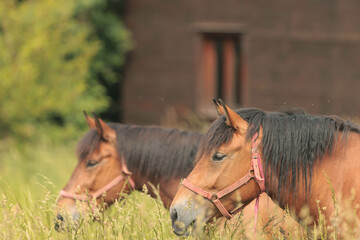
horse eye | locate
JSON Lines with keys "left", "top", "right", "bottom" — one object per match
{"left": 86, "top": 159, "right": 98, "bottom": 168}
{"left": 212, "top": 152, "right": 226, "bottom": 162}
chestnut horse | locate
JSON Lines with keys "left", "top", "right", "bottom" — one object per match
{"left": 56, "top": 112, "right": 201, "bottom": 223}
{"left": 170, "top": 99, "right": 360, "bottom": 236}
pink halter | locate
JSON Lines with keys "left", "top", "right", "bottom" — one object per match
{"left": 181, "top": 132, "right": 265, "bottom": 219}
{"left": 59, "top": 164, "right": 135, "bottom": 201}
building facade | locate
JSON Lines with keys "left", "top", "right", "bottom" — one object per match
{"left": 122, "top": 0, "right": 360, "bottom": 124}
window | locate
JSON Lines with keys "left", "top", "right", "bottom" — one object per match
{"left": 195, "top": 28, "right": 247, "bottom": 118}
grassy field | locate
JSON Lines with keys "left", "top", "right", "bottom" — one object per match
{"left": 0, "top": 129, "right": 360, "bottom": 239}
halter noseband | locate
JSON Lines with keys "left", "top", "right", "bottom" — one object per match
{"left": 59, "top": 164, "right": 135, "bottom": 201}
{"left": 181, "top": 132, "right": 265, "bottom": 219}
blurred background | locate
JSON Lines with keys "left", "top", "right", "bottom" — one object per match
{"left": 1, "top": 0, "right": 360, "bottom": 206}
{"left": 123, "top": 0, "right": 360, "bottom": 124}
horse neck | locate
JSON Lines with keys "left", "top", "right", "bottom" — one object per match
{"left": 265, "top": 177, "right": 319, "bottom": 221}
{"left": 132, "top": 174, "right": 183, "bottom": 209}
{"left": 264, "top": 132, "right": 360, "bottom": 223}
{"left": 115, "top": 125, "right": 200, "bottom": 208}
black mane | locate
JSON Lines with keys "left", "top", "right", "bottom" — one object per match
{"left": 77, "top": 124, "right": 202, "bottom": 182}
{"left": 199, "top": 108, "right": 360, "bottom": 199}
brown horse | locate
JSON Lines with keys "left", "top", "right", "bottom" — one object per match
{"left": 56, "top": 112, "right": 201, "bottom": 224}
{"left": 170, "top": 99, "right": 360, "bottom": 236}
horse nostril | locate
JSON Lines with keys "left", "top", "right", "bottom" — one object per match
{"left": 170, "top": 208, "right": 178, "bottom": 223}
{"left": 56, "top": 214, "right": 64, "bottom": 222}
{"left": 55, "top": 214, "right": 64, "bottom": 232}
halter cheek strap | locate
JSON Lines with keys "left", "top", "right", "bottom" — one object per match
{"left": 181, "top": 132, "right": 265, "bottom": 220}
{"left": 59, "top": 164, "right": 135, "bottom": 201}
{"left": 251, "top": 136, "right": 265, "bottom": 192}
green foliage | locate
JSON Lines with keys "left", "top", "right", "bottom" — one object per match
{"left": 75, "top": 0, "right": 132, "bottom": 120}
{"left": 0, "top": 0, "right": 131, "bottom": 138}
{"left": 75, "top": 0, "right": 131, "bottom": 86}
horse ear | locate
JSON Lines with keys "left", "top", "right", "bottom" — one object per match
{"left": 91, "top": 112, "right": 116, "bottom": 143}
{"left": 218, "top": 99, "right": 248, "bottom": 133}
{"left": 213, "top": 99, "right": 225, "bottom": 116}
{"left": 83, "top": 111, "right": 96, "bottom": 129}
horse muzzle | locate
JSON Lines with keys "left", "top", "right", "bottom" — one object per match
{"left": 170, "top": 199, "right": 208, "bottom": 236}
{"left": 55, "top": 200, "right": 81, "bottom": 231}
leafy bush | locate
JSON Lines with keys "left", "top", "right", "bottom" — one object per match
{"left": 0, "top": 0, "right": 131, "bottom": 138}
{"left": 74, "top": 0, "right": 132, "bottom": 120}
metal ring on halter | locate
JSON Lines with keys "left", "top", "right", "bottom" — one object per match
{"left": 211, "top": 193, "right": 219, "bottom": 201}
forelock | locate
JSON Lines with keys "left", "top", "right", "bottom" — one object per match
{"left": 76, "top": 129, "right": 101, "bottom": 161}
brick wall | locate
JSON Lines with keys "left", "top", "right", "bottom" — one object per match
{"left": 122, "top": 0, "right": 360, "bottom": 124}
